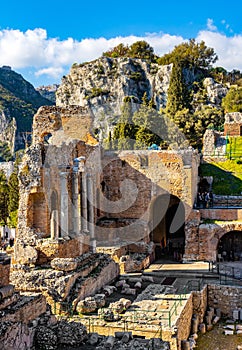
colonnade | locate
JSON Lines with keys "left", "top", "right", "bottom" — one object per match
{"left": 50, "top": 157, "right": 96, "bottom": 251}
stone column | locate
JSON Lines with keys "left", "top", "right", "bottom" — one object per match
{"left": 60, "top": 171, "right": 69, "bottom": 237}
{"left": 81, "top": 172, "right": 88, "bottom": 232}
{"left": 50, "top": 210, "right": 59, "bottom": 239}
{"left": 72, "top": 170, "right": 80, "bottom": 235}
{"left": 87, "top": 174, "right": 96, "bottom": 252}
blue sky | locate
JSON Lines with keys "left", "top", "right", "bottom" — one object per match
{"left": 0, "top": 0, "right": 242, "bottom": 86}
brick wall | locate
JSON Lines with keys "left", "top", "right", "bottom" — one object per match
{"left": 200, "top": 208, "right": 242, "bottom": 221}
{"left": 224, "top": 123, "right": 242, "bottom": 136}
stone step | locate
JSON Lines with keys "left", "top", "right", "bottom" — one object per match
{"left": 142, "top": 270, "right": 220, "bottom": 279}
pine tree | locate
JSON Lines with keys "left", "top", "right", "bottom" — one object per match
{"left": 133, "top": 95, "right": 163, "bottom": 149}
{"left": 166, "top": 60, "right": 190, "bottom": 119}
{"left": 113, "top": 101, "right": 136, "bottom": 150}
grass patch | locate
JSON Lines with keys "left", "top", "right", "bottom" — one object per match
{"left": 226, "top": 136, "right": 242, "bottom": 159}
{"left": 200, "top": 160, "right": 242, "bottom": 195}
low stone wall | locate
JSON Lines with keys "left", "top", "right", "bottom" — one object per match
{"left": 175, "top": 294, "right": 193, "bottom": 350}
{"left": 1, "top": 293, "right": 47, "bottom": 324}
{"left": 200, "top": 208, "right": 242, "bottom": 221}
{"left": 192, "top": 285, "right": 208, "bottom": 323}
{"left": 213, "top": 195, "right": 242, "bottom": 208}
{"left": 208, "top": 284, "right": 242, "bottom": 317}
{"left": 35, "top": 237, "right": 90, "bottom": 265}
{"left": 97, "top": 242, "right": 155, "bottom": 274}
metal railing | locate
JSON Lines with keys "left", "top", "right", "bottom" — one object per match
{"left": 54, "top": 291, "right": 188, "bottom": 328}
{"left": 211, "top": 262, "right": 242, "bottom": 286}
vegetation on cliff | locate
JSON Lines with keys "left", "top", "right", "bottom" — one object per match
{"left": 80, "top": 39, "right": 239, "bottom": 149}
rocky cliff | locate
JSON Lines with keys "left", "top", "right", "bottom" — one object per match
{"left": 56, "top": 57, "right": 229, "bottom": 136}
{"left": 56, "top": 57, "right": 172, "bottom": 126}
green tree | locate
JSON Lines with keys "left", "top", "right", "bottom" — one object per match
{"left": 113, "top": 101, "right": 136, "bottom": 150}
{"left": 0, "top": 171, "right": 9, "bottom": 225}
{"left": 133, "top": 96, "right": 163, "bottom": 149}
{"left": 158, "top": 39, "right": 218, "bottom": 70}
{"left": 102, "top": 43, "right": 129, "bottom": 58}
{"left": 191, "top": 106, "right": 224, "bottom": 148}
{"left": 8, "top": 172, "right": 19, "bottom": 227}
{"left": 222, "top": 86, "right": 242, "bottom": 113}
{"left": 128, "top": 41, "right": 156, "bottom": 62}
{"left": 0, "top": 141, "right": 12, "bottom": 161}
{"left": 166, "top": 60, "right": 191, "bottom": 118}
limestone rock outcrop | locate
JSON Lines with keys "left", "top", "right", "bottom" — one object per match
{"left": 56, "top": 57, "right": 172, "bottom": 133}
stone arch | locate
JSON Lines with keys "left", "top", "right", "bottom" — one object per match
{"left": 202, "top": 222, "right": 242, "bottom": 261}
{"left": 149, "top": 193, "right": 186, "bottom": 260}
{"left": 217, "top": 229, "right": 242, "bottom": 262}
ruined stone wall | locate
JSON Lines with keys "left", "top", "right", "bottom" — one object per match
{"left": 208, "top": 284, "right": 242, "bottom": 317}
{"left": 200, "top": 208, "right": 242, "bottom": 221}
{"left": 192, "top": 285, "right": 208, "bottom": 323}
{"left": 32, "top": 105, "right": 96, "bottom": 144}
{"left": 0, "top": 253, "right": 11, "bottom": 287}
{"left": 224, "top": 123, "right": 242, "bottom": 136}
{"left": 224, "top": 112, "right": 242, "bottom": 136}
{"left": 198, "top": 221, "right": 242, "bottom": 261}
{"left": 1, "top": 293, "right": 46, "bottom": 324}
{"left": 15, "top": 105, "right": 99, "bottom": 266}
{"left": 183, "top": 210, "right": 200, "bottom": 261}
{"left": 175, "top": 294, "right": 193, "bottom": 350}
{"left": 184, "top": 210, "right": 242, "bottom": 261}
{"left": 100, "top": 149, "right": 198, "bottom": 220}
{"left": 35, "top": 237, "right": 90, "bottom": 265}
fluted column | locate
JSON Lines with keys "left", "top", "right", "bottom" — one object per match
{"left": 87, "top": 174, "right": 96, "bottom": 251}
{"left": 81, "top": 171, "right": 88, "bottom": 232}
{"left": 60, "top": 171, "right": 69, "bottom": 237}
{"left": 50, "top": 210, "right": 59, "bottom": 239}
{"left": 72, "top": 170, "right": 80, "bottom": 235}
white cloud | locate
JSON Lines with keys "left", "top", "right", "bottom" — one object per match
{"left": 1, "top": 25, "right": 242, "bottom": 85}
{"left": 197, "top": 30, "right": 242, "bottom": 71}
{"left": 206, "top": 19, "right": 217, "bottom": 31}
{"left": 35, "top": 67, "right": 64, "bottom": 79}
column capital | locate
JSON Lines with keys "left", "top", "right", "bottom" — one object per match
{"left": 59, "top": 171, "right": 69, "bottom": 178}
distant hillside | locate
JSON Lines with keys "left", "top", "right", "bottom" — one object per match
{"left": 36, "top": 84, "right": 59, "bottom": 104}
{"left": 0, "top": 66, "right": 54, "bottom": 153}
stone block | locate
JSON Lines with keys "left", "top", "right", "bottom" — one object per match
{"left": 50, "top": 258, "right": 78, "bottom": 271}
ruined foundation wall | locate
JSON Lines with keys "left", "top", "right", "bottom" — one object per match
{"left": 175, "top": 294, "right": 193, "bottom": 350}
{"left": 192, "top": 285, "right": 208, "bottom": 323}
{"left": 208, "top": 284, "right": 242, "bottom": 317}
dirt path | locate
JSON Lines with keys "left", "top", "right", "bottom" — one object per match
{"left": 196, "top": 322, "right": 242, "bottom": 350}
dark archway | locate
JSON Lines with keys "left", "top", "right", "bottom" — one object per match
{"left": 217, "top": 230, "right": 242, "bottom": 261}
{"left": 150, "top": 194, "right": 185, "bottom": 261}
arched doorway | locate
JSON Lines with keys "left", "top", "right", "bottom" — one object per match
{"left": 217, "top": 231, "right": 242, "bottom": 261}
{"left": 150, "top": 194, "right": 185, "bottom": 261}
